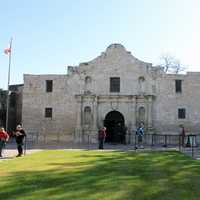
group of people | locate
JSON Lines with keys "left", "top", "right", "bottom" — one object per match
{"left": 98, "top": 123, "right": 145, "bottom": 150}
{"left": 0, "top": 124, "right": 26, "bottom": 158}
{"left": 0, "top": 123, "right": 188, "bottom": 155}
{"left": 98, "top": 123, "right": 187, "bottom": 150}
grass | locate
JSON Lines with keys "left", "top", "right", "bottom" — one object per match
{"left": 0, "top": 150, "right": 200, "bottom": 200}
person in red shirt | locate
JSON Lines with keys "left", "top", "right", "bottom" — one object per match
{"left": 98, "top": 127, "right": 107, "bottom": 149}
{"left": 0, "top": 127, "right": 9, "bottom": 158}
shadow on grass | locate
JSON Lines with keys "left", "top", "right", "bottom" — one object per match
{"left": 0, "top": 151, "right": 200, "bottom": 200}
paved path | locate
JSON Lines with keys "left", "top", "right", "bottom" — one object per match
{"left": 1, "top": 142, "right": 199, "bottom": 161}
{"left": 0, "top": 142, "right": 178, "bottom": 161}
{"left": 0, "top": 149, "right": 42, "bottom": 161}
{"left": 180, "top": 147, "right": 200, "bottom": 159}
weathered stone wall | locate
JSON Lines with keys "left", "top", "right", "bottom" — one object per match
{"left": 22, "top": 44, "right": 200, "bottom": 142}
{"left": 154, "top": 72, "right": 200, "bottom": 133}
{"left": 22, "top": 74, "right": 79, "bottom": 141}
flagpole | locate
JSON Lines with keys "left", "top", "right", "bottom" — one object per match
{"left": 5, "top": 37, "right": 13, "bottom": 132}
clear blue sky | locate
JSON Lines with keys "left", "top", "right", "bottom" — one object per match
{"left": 0, "top": 0, "right": 200, "bottom": 89}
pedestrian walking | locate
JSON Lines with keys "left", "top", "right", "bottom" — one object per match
{"left": 179, "top": 124, "right": 185, "bottom": 147}
{"left": 135, "top": 124, "right": 144, "bottom": 149}
{"left": 0, "top": 127, "right": 9, "bottom": 158}
{"left": 14, "top": 125, "right": 26, "bottom": 157}
{"left": 98, "top": 127, "right": 107, "bottom": 149}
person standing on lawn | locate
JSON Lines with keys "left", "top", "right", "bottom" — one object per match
{"left": 179, "top": 124, "right": 186, "bottom": 147}
{"left": 135, "top": 123, "right": 144, "bottom": 149}
{"left": 0, "top": 127, "right": 9, "bottom": 158}
{"left": 14, "top": 125, "right": 26, "bottom": 157}
{"left": 98, "top": 127, "right": 107, "bottom": 149}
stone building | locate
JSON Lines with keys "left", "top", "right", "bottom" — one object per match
{"left": 22, "top": 44, "right": 200, "bottom": 143}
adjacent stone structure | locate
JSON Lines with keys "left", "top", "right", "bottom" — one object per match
{"left": 22, "top": 44, "right": 200, "bottom": 143}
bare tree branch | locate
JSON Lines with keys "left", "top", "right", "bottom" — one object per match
{"left": 160, "top": 54, "right": 186, "bottom": 74}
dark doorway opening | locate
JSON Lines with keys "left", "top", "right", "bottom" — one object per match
{"left": 104, "top": 111, "right": 125, "bottom": 144}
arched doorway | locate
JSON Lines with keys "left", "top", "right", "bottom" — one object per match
{"left": 104, "top": 111, "right": 125, "bottom": 143}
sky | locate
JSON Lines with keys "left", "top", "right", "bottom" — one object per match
{"left": 0, "top": 0, "right": 200, "bottom": 89}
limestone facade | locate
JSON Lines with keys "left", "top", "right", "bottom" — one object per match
{"left": 22, "top": 44, "right": 200, "bottom": 142}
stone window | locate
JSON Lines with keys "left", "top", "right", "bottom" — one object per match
{"left": 45, "top": 107, "right": 52, "bottom": 118}
{"left": 175, "top": 80, "right": 182, "bottom": 93}
{"left": 110, "top": 77, "right": 120, "bottom": 93}
{"left": 178, "top": 108, "right": 186, "bottom": 119}
{"left": 46, "top": 80, "right": 53, "bottom": 92}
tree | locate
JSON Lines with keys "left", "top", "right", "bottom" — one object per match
{"left": 160, "top": 54, "right": 186, "bottom": 74}
{"left": 0, "top": 89, "right": 7, "bottom": 127}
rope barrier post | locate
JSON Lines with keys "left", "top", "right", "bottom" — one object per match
{"left": 179, "top": 135, "right": 181, "bottom": 151}
{"left": 88, "top": 135, "right": 90, "bottom": 150}
{"left": 24, "top": 136, "right": 27, "bottom": 156}
{"left": 192, "top": 135, "right": 194, "bottom": 158}
{"left": 134, "top": 134, "right": 137, "bottom": 150}
{"left": 151, "top": 134, "right": 154, "bottom": 147}
{"left": 163, "top": 135, "right": 167, "bottom": 147}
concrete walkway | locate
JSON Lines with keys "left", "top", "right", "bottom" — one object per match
{"left": 0, "top": 149, "right": 42, "bottom": 161}
{"left": 0, "top": 142, "right": 178, "bottom": 161}
{"left": 0, "top": 142, "right": 199, "bottom": 161}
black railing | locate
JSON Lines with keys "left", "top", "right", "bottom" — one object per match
{"left": 134, "top": 134, "right": 181, "bottom": 147}
{"left": 6, "top": 132, "right": 200, "bottom": 158}
{"left": 133, "top": 133, "right": 199, "bottom": 158}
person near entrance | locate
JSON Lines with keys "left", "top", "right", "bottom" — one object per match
{"left": 98, "top": 127, "right": 107, "bottom": 149}
{"left": 135, "top": 123, "right": 144, "bottom": 149}
{"left": 14, "top": 125, "right": 26, "bottom": 157}
{"left": 0, "top": 127, "right": 9, "bottom": 158}
{"left": 179, "top": 124, "right": 185, "bottom": 147}
{"left": 104, "top": 111, "right": 125, "bottom": 144}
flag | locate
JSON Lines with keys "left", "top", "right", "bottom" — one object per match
{"left": 4, "top": 47, "right": 11, "bottom": 54}
{"left": 4, "top": 38, "right": 12, "bottom": 55}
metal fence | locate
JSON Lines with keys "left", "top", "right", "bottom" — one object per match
{"left": 133, "top": 133, "right": 200, "bottom": 158}
{"left": 7, "top": 132, "right": 200, "bottom": 158}
{"left": 133, "top": 134, "right": 181, "bottom": 147}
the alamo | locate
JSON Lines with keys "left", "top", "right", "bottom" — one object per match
{"left": 21, "top": 44, "right": 200, "bottom": 143}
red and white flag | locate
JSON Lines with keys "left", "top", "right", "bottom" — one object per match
{"left": 4, "top": 47, "right": 11, "bottom": 54}
{"left": 4, "top": 38, "right": 12, "bottom": 55}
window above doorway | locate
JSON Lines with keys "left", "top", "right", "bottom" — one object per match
{"left": 110, "top": 77, "right": 120, "bottom": 93}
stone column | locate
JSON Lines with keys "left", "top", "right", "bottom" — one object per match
{"left": 75, "top": 95, "right": 82, "bottom": 143}
{"left": 135, "top": 96, "right": 138, "bottom": 128}
{"left": 92, "top": 95, "right": 98, "bottom": 142}
{"left": 92, "top": 96, "right": 97, "bottom": 129}
{"left": 76, "top": 103, "right": 82, "bottom": 129}
{"left": 128, "top": 96, "right": 136, "bottom": 144}
{"left": 129, "top": 96, "right": 136, "bottom": 130}
{"left": 147, "top": 96, "right": 153, "bottom": 129}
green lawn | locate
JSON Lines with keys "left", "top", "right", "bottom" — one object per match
{"left": 0, "top": 150, "right": 200, "bottom": 200}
